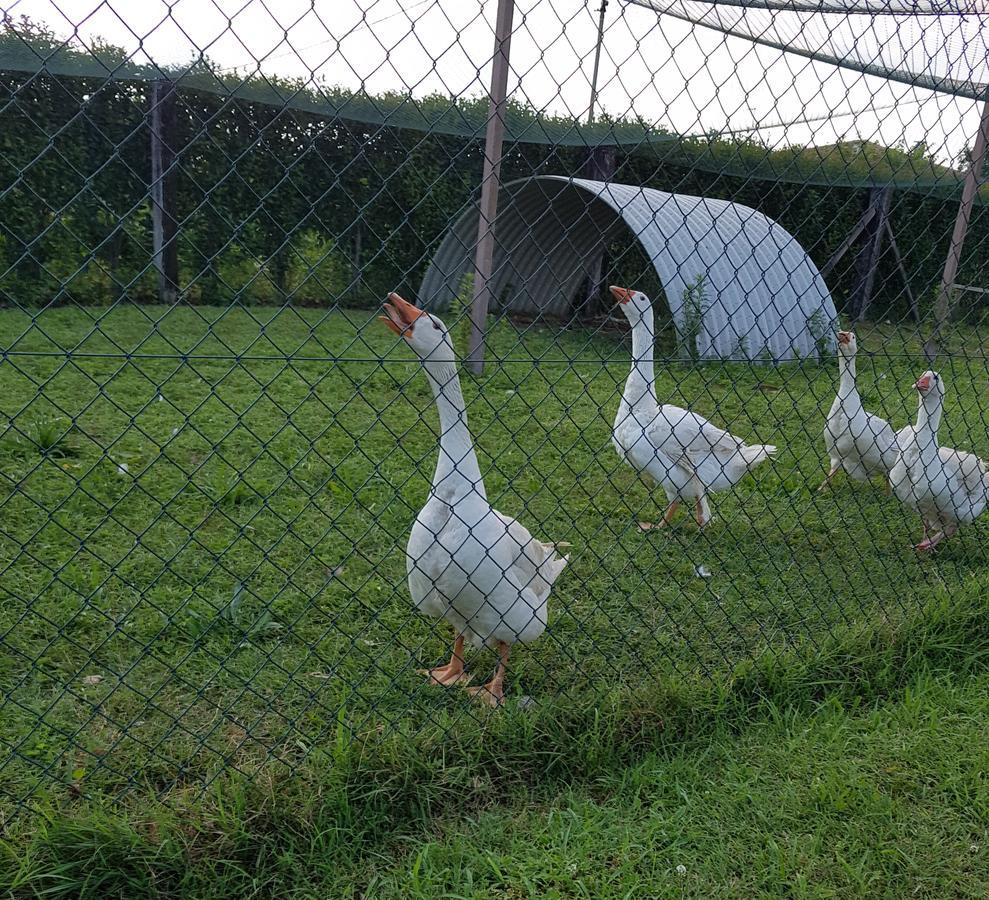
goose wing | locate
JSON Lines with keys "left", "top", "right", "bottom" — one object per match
{"left": 493, "top": 511, "right": 569, "bottom": 600}
{"left": 649, "top": 404, "right": 746, "bottom": 471}
{"left": 939, "top": 447, "right": 989, "bottom": 497}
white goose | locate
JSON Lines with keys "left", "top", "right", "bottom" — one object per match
{"left": 380, "top": 293, "right": 568, "bottom": 706}
{"left": 820, "top": 330, "right": 900, "bottom": 492}
{"left": 610, "top": 285, "right": 776, "bottom": 528}
{"left": 889, "top": 370, "right": 989, "bottom": 551}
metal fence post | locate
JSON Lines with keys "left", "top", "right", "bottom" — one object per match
{"left": 466, "top": 0, "right": 516, "bottom": 375}
{"left": 587, "top": 0, "right": 609, "bottom": 125}
{"left": 150, "top": 78, "right": 179, "bottom": 304}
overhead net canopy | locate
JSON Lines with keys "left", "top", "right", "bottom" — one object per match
{"left": 627, "top": 0, "right": 989, "bottom": 100}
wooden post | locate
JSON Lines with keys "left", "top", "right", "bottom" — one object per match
{"left": 150, "top": 79, "right": 179, "bottom": 304}
{"left": 820, "top": 204, "right": 876, "bottom": 278}
{"left": 466, "top": 0, "right": 516, "bottom": 374}
{"left": 882, "top": 218, "right": 920, "bottom": 324}
{"left": 925, "top": 97, "right": 989, "bottom": 362}
{"left": 575, "top": 145, "right": 616, "bottom": 316}
{"left": 850, "top": 185, "right": 892, "bottom": 322}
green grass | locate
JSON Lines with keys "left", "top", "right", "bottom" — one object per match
{"left": 352, "top": 674, "right": 989, "bottom": 898}
{"left": 1, "top": 303, "right": 988, "bottom": 887}
{"left": 4, "top": 590, "right": 989, "bottom": 897}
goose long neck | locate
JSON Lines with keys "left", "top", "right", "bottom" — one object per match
{"left": 623, "top": 310, "right": 657, "bottom": 412}
{"left": 423, "top": 359, "right": 485, "bottom": 502}
{"left": 837, "top": 353, "right": 857, "bottom": 397}
{"left": 914, "top": 393, "right": 942, "bottom": 446}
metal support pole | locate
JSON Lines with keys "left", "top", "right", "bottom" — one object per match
{"left": 587, "top": 0, "right": 608, "bottom": 125}
{"left": 578, "top": 0, "right": 611, "bottom": 318}
{"left": 925, "top": 96, "right": 989, "bottom": 362}
{"left": 150, "top": 79, "right": 179, "bottom": 304}
{"left": 466, "top": 0, "right": 516, "bottom": 375}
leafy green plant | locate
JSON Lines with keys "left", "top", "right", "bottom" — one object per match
{"left": 286, "top": 230, "right": 348, "bottom": 303}
{"left": 677, "top": 273, "right": 708, "bottom": 363}
{"left": 222, "top": 582, "right": 281, "bottom": 640}
{"left": 806, "top": 308, "right": 832, "bottom": 362}
{"left": 33, "top": 419, "right": 68, "bottom": 455}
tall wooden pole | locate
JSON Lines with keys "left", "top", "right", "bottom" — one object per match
{"left": 150, "top": 79, "right": 179, "bottom": 304}
{"left": 925, "top": 96, "right": 989, "bottom": 362}
{"left": 466, "top": 0, "right": 516, "bottom": 374}
{"left": 850, "top": 185, "right": 892, "bottom": 322}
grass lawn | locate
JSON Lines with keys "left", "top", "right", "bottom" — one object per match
{"left": 4, "top": 620, "right": 989, "bottom": 897}
{"left": 1, "top": 303, "right": 988, "bottom": 881}
{"left": 338, "top": 663, "right": 989, "bottom": 898}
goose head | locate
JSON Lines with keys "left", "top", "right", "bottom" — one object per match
{"left": 914, "top": 370, "right": 944, "bottom": 406}
{"left": 379, "top": 292, "right": 455, "bottom": 363}
{"left": 609, "top": 285, "right": 652, "bottom": 324}
{"left": 836, "top": 330, "right": 858, "bottom": 358}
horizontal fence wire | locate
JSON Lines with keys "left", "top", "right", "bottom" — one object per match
{"left": 1, "top": 0, "right": 988, "bottom": 822}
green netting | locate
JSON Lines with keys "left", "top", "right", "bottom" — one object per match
{"left": 0, "top": 37, "right": 666, "bottom": 147}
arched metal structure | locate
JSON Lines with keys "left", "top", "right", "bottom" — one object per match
{"left": 419, "top": 176, "right": 838, "bottom": 360}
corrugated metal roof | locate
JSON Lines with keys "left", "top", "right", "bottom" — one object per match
{"left": 419, "top": 176, "right": 838, "bottom": 360}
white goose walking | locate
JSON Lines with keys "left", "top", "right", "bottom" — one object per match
{"left": 889, "top": 370, "right": 989, "bottom": 551}
{"left": 610, "top": 285, "right": 776, "bottom": 528}
{"left": 820, "top": 330, "right": 900, "bottom": 492}
{"left": 380, "top": 293, "right": 568, "bottom": 705}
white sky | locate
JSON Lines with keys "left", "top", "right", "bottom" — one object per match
{"left": 4, "top": 0, "right": 983, "bottom": 165}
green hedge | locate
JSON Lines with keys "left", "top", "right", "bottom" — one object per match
{"left": 0, "top": 17, "right": 985, "bottom": 320}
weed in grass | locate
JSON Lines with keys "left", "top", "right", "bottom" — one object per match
{"left": 222, "top": 478, "right": 257, "bottom": 508}
{"left": 31, "top": 419, "right": 68, "bottom": 455}
{"left": 1, "top": 418, "right": 77, "bottom": 458}
{"left": 220, "top": 582, "right": 282, "bottom": 644}
{"left": 172, "top": 582, "right": 282, "bottom": 647}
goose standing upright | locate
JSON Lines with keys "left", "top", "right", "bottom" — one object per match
{"left": 610, "top": 285, "right": 776, "bottom": 528}
{"left": 819, "top": 330, "right": 900, "bottom": 492}
{"left": 889, "top": 370, "right": 989, "bottom": 550}
{"left": 379, "top": 293, "right": 568, "bottom": 705}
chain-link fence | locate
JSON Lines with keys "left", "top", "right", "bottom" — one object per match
{"left": 1, "top": 0, "right": 988, "bottom": 820}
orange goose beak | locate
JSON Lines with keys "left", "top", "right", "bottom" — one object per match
{"left": 379, "top": 292, "right": 426, "bottom": 337}
{"left": 609, "top": 285, "right": 633, "bottom": 305}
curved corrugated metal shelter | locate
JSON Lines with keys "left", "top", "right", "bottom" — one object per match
{"left": 419, "top": 176, "right": 838, "bottom": 360}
